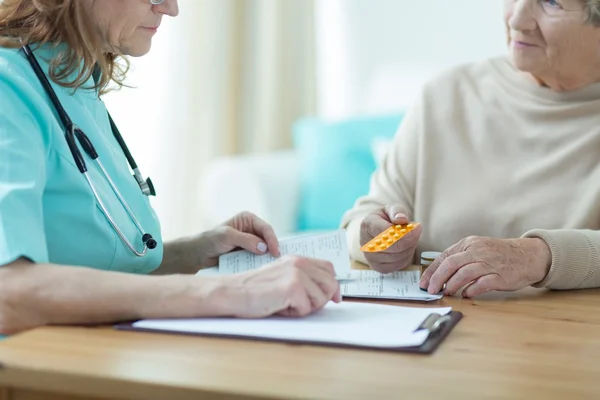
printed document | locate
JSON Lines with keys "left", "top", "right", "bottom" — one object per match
{"left": 218, "top": 230, "right": 352, "bottom": 275}
{"left": 339, "top": 269, "right": 443, "bottom": 301}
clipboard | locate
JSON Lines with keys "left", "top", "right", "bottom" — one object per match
{"left": 114, "top": 309, "right": 463, "bottom": 355}
{"left": 404, "top": 310, "right": 462, "bottom": 354}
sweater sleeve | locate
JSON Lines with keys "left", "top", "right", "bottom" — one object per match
{"left": 340, "top": 92, "right": 424, "bottom": 263}
{"left": 522, "top": 229, "right": 600, "bottom": 290}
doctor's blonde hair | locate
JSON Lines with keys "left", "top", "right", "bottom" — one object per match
{"left": 0, "top": 0, "right": 129, "bottom": 95}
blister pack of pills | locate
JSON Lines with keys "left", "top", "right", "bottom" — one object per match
{"left": 360, "top": 223, "right": 420, "bottom": 253}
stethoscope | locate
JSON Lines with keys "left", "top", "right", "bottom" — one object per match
{"left": 20, "top": 42, "right": 158, "bottom": 257}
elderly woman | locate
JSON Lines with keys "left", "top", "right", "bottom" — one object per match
{"left": 342, "top": 0, "right": 600, "bottom": 298}
{"left": 0, "top": 0, "right": 340, "bottom": 335}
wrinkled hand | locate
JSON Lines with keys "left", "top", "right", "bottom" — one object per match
{"left": 232, "top": 255, "right": 342, "bottom": 318}
{"left": 198, "top": 212, "right": 280, "bottom": 267}
{"left": 419, "top": 236, "right": 552, "bottom": 298}
{"left": 360, "top": 205, "right": 422, "bottom": 273}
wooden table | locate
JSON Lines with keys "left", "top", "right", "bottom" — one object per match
{"left": 0, "top": 280, "right": 599, "bottom": 399}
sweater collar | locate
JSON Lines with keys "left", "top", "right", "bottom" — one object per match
{"left": 491, "top": 56, "right": 600, "bottom": 103}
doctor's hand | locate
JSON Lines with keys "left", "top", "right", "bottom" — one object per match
{"left": 229, "top": 255, "right": 342, "bottom": 318}
{"left": 197, "top": 212, "right": 281, "bottom": 267}
{"left": 360, "top": 205, "right": 421, "bottom": 274}
{"left": 419, "top": 236, "right": 552, "bottom": 298}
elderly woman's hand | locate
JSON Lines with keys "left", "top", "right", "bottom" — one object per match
{"left": 419, "top": 237, "right": 552, "bottom": 298}
{"left": 360, "top": 205, "right": 422, "bottom": 273}
{"left": 197, "top": 212, "right": 281, "bottom": 267}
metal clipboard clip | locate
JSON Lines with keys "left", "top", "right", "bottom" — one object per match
{"left": 416, "top": 313, "right": 453, "bottom": 335}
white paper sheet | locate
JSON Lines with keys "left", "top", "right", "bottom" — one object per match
{"left": 132, "top": 301, "right": 452, "bottom": 348}
{"left": 339, "top": 269, "right": 443, "bottom": 302}
{"left": 218, "top": 230, "right": 351, "bottom": 275}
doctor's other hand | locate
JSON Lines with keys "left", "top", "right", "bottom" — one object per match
{"left": 360, "top": 205, "right": 422, "bottom": 274}
{"left": 228, "top": 255, "right": 342, "bottom": 318}
{"left": 197, "top": 211, "right": 281, "bottom": 267}
{"left": 419, "top": 236, "right": 552, "bottom": 298}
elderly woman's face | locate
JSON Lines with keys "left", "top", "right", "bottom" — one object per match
{"left": 86, "top": 0, "right": 179, "bottom": 56}
{"left": 504, "top": 0, "right": 600, "bottom": 84}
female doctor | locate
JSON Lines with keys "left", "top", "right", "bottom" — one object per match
{"left": 0, "top": 0, "right": 340, "bottom": 335}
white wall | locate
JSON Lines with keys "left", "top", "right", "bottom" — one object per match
{"left": 315, "top": 0, "right": 508, "bottom": 119}
{"left": 103, "top": 0, "right": 211, "bottom": 241}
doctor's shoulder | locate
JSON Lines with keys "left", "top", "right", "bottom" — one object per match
{"left": 0, "top": 45, "right": 57, "bottom": 149}
{"left": 0, "top": 45, "right": 42, "bottom": 100}
{"left": 0, "top": 45, "right": 35, "bottom": 83}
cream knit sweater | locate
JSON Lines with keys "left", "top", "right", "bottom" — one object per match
{"left": 341, "top": 56, "right": 600, "bottom": 290}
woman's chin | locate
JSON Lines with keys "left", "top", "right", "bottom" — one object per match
{"left": 122, "top": 42, "right": 153, "bottom": 58}
{"left": 509, "top": 52, "right": 543, "bottom": 74}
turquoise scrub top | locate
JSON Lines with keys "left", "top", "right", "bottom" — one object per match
{"left": 0, "top": 43, "right": 163, "bottom": 273}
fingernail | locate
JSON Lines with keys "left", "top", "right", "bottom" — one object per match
{"left": 419, "top": 278, "right": 428, "bottom": 289}
{"left": 394, "top": 213, "right": 407, "bottom": 220}
{"left": 257, "top": 242, "right": 267, "bottom": 253}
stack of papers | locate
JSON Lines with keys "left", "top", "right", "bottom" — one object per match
{"left": 208, "top": 230, "right": 442, "bottom": 302}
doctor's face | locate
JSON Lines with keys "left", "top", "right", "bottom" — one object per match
{"left": 86, "top": 0, "right": 179, "bottom": 57}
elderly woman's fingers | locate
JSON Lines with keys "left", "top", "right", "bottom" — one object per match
{"left": 420, "top": 241, "right": 462, "bottom": 288}
{"left": 383, "top": 205, "right": 410, "bottom": 224}
{"left": 443, "top": 263, "right": 486, "bottom": 296}
{"left": 361, "top": 205, "right": 412, "bottom": 243}
{"left": 360, "top": 206, "right": 421, "bottom": 273}
{"left": 461, "top": 274, "right": 502, "bottom": 298}
{"left": 426, "top": 251, "right": 477, "bottom": 294}
{"left": 361, "top": 213, "right": 393, "bottom": 241}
